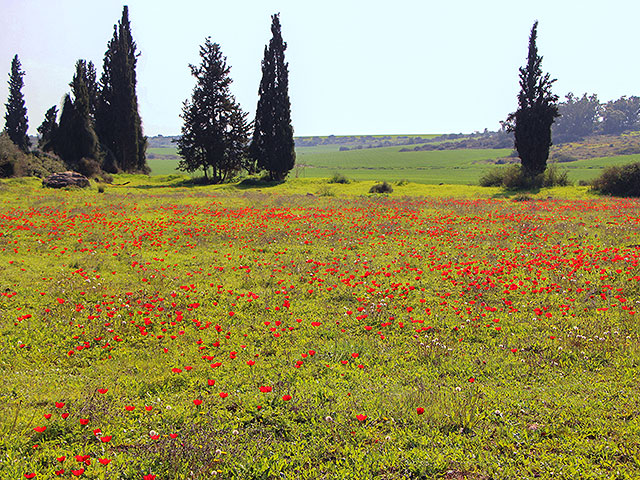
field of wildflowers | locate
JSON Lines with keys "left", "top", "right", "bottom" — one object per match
{"left": 1, "top": 183, "right": 639, "bottom": 479}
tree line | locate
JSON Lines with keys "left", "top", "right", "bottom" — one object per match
{"left": 553, "top": 94, "right": 640, "bottom": 143}
{"left": 2, "top": 7, "right": 295, "bottom": 183}
{"left": 4, "top": 6, "right": 145, "bottom": 178}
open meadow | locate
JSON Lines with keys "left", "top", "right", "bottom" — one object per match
{"left": 1, "top": 179, "right": 639, "bottom": 479}
{"left": 147, "top": 141, "right": 640, "bottom": 185}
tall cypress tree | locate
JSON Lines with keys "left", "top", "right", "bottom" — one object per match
{"left": 250, "top": 13, "right": 295, "bottom": 181}
{"left": 51, "top": 62, "right": 102, "bottom": 173}
{"left": 506, "top": 21, "right": 559, "bottom": 176}
{"left": 96, "top": 6, "right": 147, "bottom": 173}
{"left": 37, "top": 106, "right": 58, "bottom": 150}
{"left": 4, "top": 55, "right": 31, "bottom": 152}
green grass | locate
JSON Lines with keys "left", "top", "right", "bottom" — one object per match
{"left": 1, "top": 180, "right": 639, "bottom": 479}
{"left": 145, "top": 141, "right": 640, "bottom": 186}
{"left": 2, "top": 181, "right": 640, "bottom": 479}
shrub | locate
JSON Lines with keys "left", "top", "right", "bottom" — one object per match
{"left": 591, "top": 162, "right": 640, "bottom": 197}
{"left": 553, "top": 152, "right": 578, "bottom": 163}
{"left": 369, "top": 181, "right": 393, "bottom": 194}
{"left": 541, "top": 164, "right": 570, "bottom": 187}
{"left": 0, "top": 133, "right": 66, "bottom": 178}
{"left": 316, "top": 185, "right": 335, "bottom": 196}
{"left": 395, "top": 179, "right": 409, "bottom": 186}
{"left": 328, "top": 172, "right": 350, "bottom": 184}
{"left": 479, "top": 166, "right": 514, "bottom": 187}
{"left": 77, "top": 157, "right": 102, "bottom": 178}
{"left": 480, "top": 164, "right": 569, "bottom": 189}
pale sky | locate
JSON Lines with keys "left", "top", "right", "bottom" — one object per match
{"left": 1, "top": 0, "right": 639, "bottom": 137}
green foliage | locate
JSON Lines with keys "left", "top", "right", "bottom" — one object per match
{"left": 96, "top": 6, "right": 148, "bottom": 174}
{"left": 4, "top": 55, "right": 30, "bottom": 152}
{"left": 37, "top": 106, "right": 58, "bottom": 151}
{"left": 50, "top": 67, "right": 102, "bottom": 177}
{"left": 250, "top": 14, "right": 295, "bottom": 181}
{"left": 591, "top": 162, "right": 640, "bottom": 197}
{"left": 176, "top": 38, "right": 251, "bottom": 183}
{"left": 0, "top": 132, "right": 65, "bottom": 178}
{"left": 505, "top": 22, "right": 559, "bottom": 176}
{"left": 553, "top": 93, "right": 600, "bottom": 143}
{"left": 601, "top": 96, "right": 640, "bottom": 135}
{"left": 0, "top": 131, "right": 30, "bottom": 177}
{"left": 480, "top": 163, "right": 569, "bottom": 189}
{"left": 328, "top": 172, "right": 350, "bottom": 184}
{"left": 369, "top": 181, "right": 393, "bottom": 193}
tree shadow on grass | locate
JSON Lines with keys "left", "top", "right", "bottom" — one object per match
{"left": 491, "top": 187, "right": 541, "bottom": 199}
{"left": 127, "top": 176, "right": 285, "bottom": 191}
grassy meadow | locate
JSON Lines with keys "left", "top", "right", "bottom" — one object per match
{"left": 1, "top": 177, "right": 639, "bottom": 479}
{"left": 146, "top": 138, "right": 640, "bottom": 185}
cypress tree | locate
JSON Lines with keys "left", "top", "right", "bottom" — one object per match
{"left": 52, "top": 61, "right": 102, "bottom": 173}
{"left": 177, "top": 38, "right": 251, "bottom": 183}
{"left": 4, "top": 55, "right": 31, "bottom": 152}
{"left": 37, "top": 106, "right": 58, "bottom": 150}
{"left": 85, "top": 61, "right": 99, "bottom": 122}
{"left": 250, "top": 13, "right": 295, "bottom": 181}
{"left": 506, "top": 21, "right": 559, "bottom": 176}
{"left": 96, "top": 6, "right": 148, "bottom": 173}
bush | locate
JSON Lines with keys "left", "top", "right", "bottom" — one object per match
{"left": 0, "top": 133, "right": 66, "bottom": 178}
{"left": 316, "top": 185, "right": 335, "bottom": 196}
{"left": 77, "top": 157, "right": 102, "bottom": 178}
{"left": 369, "top": 181, "right": 393, "bottom": 194}
{"left": 328, "top": 172, "right": 350, "bottom": 184}
{"left": 480, "top": 164, "right": 569, "bottom": 189}
{"left": 591, "top": 162, "right": 640, "bottom": 197}
{"left": 553, "top": 152, "right": 578, "bottom": 163}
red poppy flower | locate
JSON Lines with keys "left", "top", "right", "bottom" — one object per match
{"left": 259, "top": 386, "right": 272, "bottom": 393}
{"left": 356, "top": 414, "right": 367, "bottom": 422}
{"left": 79, "top": 418, "right": 89, "bottom": 425}
{"left": 71, "top": 469, "right": 84, "bottom": 477}
{"left": 55, "top": 402, "right": 65, "bottom": 409}
{"left": 98, "top": 458, "right": 111, "bottom": 465}
{"left": 33, "top": 426, "right": 46, "bottom": 433}
{"left": 207, "top": 379, "right": 215, "bottom": 386}
{"left": 193, "top": 399, "right": 203, "bottom": 406}
{"left": 416, "top": 407, "right": 425, "bottom": 415}
{"left": 100, "top": 435, "right": 112, "bottom": 443}
{"left": 219, "top": 392, "right": 228, "bottom": 399}
{"left": 97, "top": 388, "right": 108, "bottom": 394}
{"left": 24, "top": 473, "right": 36, "bottom": 479}
{"left": 125, "top": 405, "right": 135, "bottom": 411}
{"left": 282, "top": 394, "right": 292, "bottom": 401}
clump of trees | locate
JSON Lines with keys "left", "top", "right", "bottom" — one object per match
{"left": 1, "top": 6, "right": 147, "bottom": 179}
{"left": 553, "top": 93, "right": 640, "bottom": 143}
{"left": 177, "top": 13, "right": 295, "bottom": 183}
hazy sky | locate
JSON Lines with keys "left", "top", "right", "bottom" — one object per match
{"left": 1, "top": 0, "right": 639, "bottom": 137}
